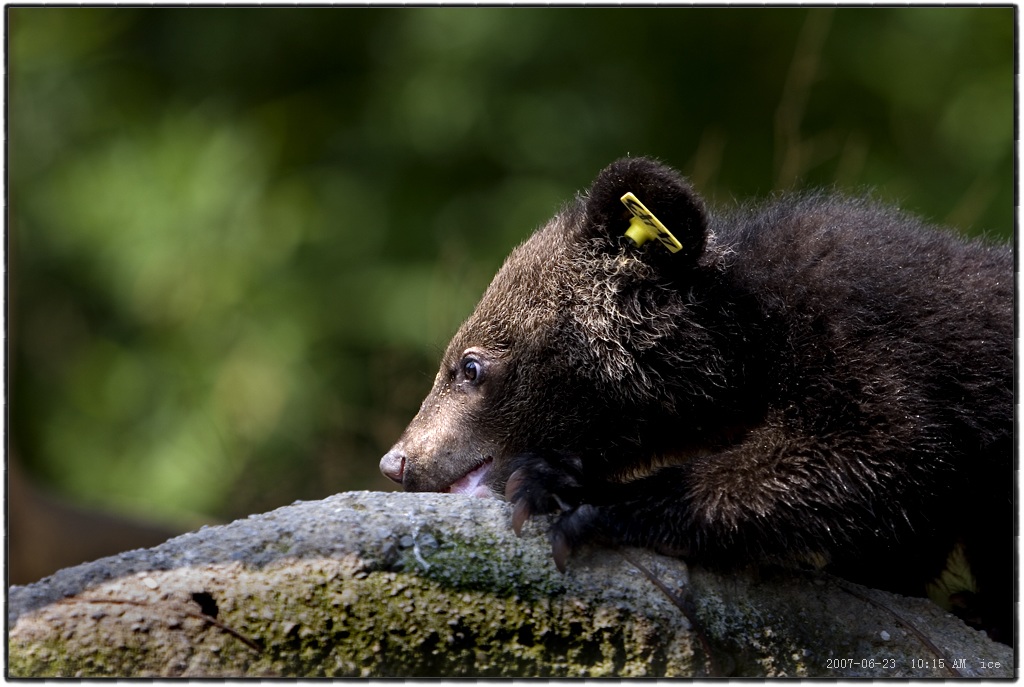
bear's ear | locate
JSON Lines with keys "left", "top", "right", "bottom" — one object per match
{"left": 583, "top": 157, "right": 707, "bottom": 263}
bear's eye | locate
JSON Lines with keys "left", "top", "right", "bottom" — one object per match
{"left": 461, "top": 357, "right": 483, "bottom": 384}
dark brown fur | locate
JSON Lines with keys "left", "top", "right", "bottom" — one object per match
{"left": 381, "top": 158, "right": 1013, "bottom": 643}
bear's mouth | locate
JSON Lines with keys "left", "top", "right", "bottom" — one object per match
{"left": 446, "top": 458, "right": 495, "bottom": 499}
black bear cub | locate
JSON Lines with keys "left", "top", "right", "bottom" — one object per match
{"left": 380, "top": 157, "right": 1013, "bottom": 643}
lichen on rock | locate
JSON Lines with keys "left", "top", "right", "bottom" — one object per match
{"left": 7, "top": 491, "right": 1014, "bottom": 678}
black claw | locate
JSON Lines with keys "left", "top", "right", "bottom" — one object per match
{"left": 551, "top": 530, "right": 570, "bottom": 572}
{"left": 503, "top": 451, "right": 594, "bottom": 568}
{"left": 511, "top": 499, "right": 531, "bottom": 537}
{"left": 504, "top": 468, "right": 527, "bottom": 502}
{"left": 552, "top": 493, "right": 572, "bottom": 513}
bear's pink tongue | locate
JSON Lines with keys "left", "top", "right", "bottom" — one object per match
{"left": 448, "top": 459, "right": 494, "bottom": 498}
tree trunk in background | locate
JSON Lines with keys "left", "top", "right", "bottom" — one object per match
{"left": 7, "top": 457, "right": 189, "bottom": 585}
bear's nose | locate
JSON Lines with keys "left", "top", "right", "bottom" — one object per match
{"left": 379, "top": 448, "right": 406, "bottom": 484}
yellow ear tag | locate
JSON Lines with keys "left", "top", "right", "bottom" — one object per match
{"left": 620, "top": 192, "right": 683, "bottom": 253}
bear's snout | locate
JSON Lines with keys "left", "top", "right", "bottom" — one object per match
{"left": 379, "top": 448, "right": 406, "bottom": 484}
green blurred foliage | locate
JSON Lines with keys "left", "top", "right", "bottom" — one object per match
{"left": 9, "top": 8, "right": 1014, "bottom": 524}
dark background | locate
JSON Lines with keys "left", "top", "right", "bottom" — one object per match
{"left": 8, "top": 7, "right": 1015, "bottom": 582}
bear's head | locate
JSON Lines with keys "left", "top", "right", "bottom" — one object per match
{"left": 380, "top": 157, "right": 722, "bottom": 497}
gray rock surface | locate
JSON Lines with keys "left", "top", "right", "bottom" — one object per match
{"left": 7, "top": 491, "right": 1014, "bottom": 677}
